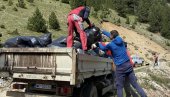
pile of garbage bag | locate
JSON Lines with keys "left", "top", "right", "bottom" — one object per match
{"left": 3, "top": 26, "right": 104, "bottom": 56}
{"left": 4, "top": 33, "right": 52, "bottom": 48}
{"left": 49, "top": 26, "right": 102, "bottom": 50}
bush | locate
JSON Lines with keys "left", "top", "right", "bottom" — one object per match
{"left": 17, "top": 0, "right": 26, "bottom": 8}
{"left": 27, "top": 8, "right": 47, "bottom": 33}
{"left": 8, "top": 0, "right": 13, "bottom": 6}
{"left": 165, "top": 41, "right": 170, "bottom": 46}
{"left": 0, "top": 25, "right": 5, "bottom": 29}
{"left": 1, "top": 5, "right": 6, "bottom": 9}
{"left": 61, "top": 0, "right": 69, "bottom": 4}
{"left": 126, "top": 17, "right": 130, "bottom": 24}
{"left": 26, "top": 0, "right": 34, "bottom": 3}
{"left": 3, "top": 0, "right": 8, "bottom": 1}
{"left": 49, "top": 12, "right": 60, "bottom": 30}
{"left": 13, "top": 7, "right": 18, "bottom": 11}
{"left": 11, "top": 29, "right": 19, "bottom": 35}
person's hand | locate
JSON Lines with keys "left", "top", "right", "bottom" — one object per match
{"left": 91, "top": 43, "right": 97, "bottom": 49}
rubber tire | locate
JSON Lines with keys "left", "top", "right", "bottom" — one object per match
{"left": 80, "top": 83, "right": 98, "bottom": 97}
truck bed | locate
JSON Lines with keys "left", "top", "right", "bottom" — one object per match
{"left": 0, "top": 48, "right": 113, "bottom": 85}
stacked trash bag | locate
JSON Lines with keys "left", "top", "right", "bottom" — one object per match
{"left": 4, "top": 26, "right": 106, "bottom": 57}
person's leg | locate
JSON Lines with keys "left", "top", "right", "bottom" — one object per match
{"left": 74, "top": 20, "right": 87, "bottom": 50}
{"left": 67, "top": 15, "right": 74, "bottom": 47}
{"left": 124, "top": 77, "right": 132, "bottom": 97}
{"left": 116, "top": 68, "right": 126, "bottom": 97}
{"left": 124, "top": 77, "right": 139, "bottom": 97}
{"left": 128, "top": 71, "right": 147, "bottom": 97}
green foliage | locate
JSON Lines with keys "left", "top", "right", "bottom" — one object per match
{"left": 11, "top": 29, "right": 20, "bottom": 35}
{"left": 136, "top": 0, "right": 152, "bottom": 22}
{"left": 61, "top": 0, "right": 69, "bottom": 4}
{"left": 113, "top": 0, "right": 139, "bottom": 17}
{"left": 27, "top": 8, "right": 47, "bottom": 33}
{"left": 100, "top": 7, "right": 111, "bottom": 19}
{"left": 161, "top": 7, "right": 170, "bottom": 39}
{"left": 126, "top": 17, "right": 130, "bottom": 24}
{"left": 8, "top": 0, "right": 13, "bottom": 6}
{"left": 165, "top": 41, "right": 170, "bottom": 46}
{"left": 1, "top": 5, "right": 6, "bottom": 9}
{"left": 3, "top": 0, "right": 8, "bottom": 1}
{"left": 17, "top": 0, "right": 26, "bottom": 8}
{"left": 49, "top": 12, "right": 60, "bottom": 30}
{"left": 0, "top": 24, "right": 5, "bottom": 29}
{"left": 148, "top": 1, "right": 165, "bottom": 32}
{"left": 26, "top": 0, "right": 34, "bottom": 3}
{"left": 70, "top": 0, "right": 85, "bottom": 9}
{"left": 13, "top": 7, "right": 18, "bottom": 11}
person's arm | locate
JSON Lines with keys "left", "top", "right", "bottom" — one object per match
{"left": 98, "top": 42, "right": 110, "bottom": 51}
{"left": 85, "top": 18, "right": 92, "bottom": 27}
{"left": 101, "top": 30, "right": 111, "bottom": 38}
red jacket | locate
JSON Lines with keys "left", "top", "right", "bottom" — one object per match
{"left": 68, "top": 6, "right": 91, "bottom": 26}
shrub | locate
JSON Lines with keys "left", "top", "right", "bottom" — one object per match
{"left": 126, "top": 17, "right": 130, "bottom": 24}
{"left": 13, "top": 7, "right": 18, "bottom": 11}
{"left": 26, "top": 0, "right": 34, "bottom": 3}
{"left": 8, "top": 0, "right": 13, "bottom": 6}
{"left": 1, "top": 5, "right": 6, "bottom": 9}
{"left": 17, "top": 0, "right": 26, "bottom": 8}
{"left": 165, "top": 41, "right": 170, "bottom": 46}
{"left": 61, "top": 0, "right": 69, "bottom": 4}
{"left": 0, "top": 25, "right": 5, "bottom": 29}
{"left": 49, "top": 12, "right": 60, "bottom": 30}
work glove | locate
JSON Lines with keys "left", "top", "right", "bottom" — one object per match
{"left": 99, "top": 50, "right": 105, "bottom": 56}
{"left": 91, "top": 43, "right": 97, "bottom": 49}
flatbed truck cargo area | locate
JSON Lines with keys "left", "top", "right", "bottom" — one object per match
{"left": 0, "top": 48, "right": 114, "bottom": 97}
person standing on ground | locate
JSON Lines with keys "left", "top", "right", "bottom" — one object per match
{"left": 153, "top": 53, "right": 158, "bottom": 66}
{"left": 67, "top": 6, "right": 92, "bottom": 50}
{"left": 92, "top": 30, "right": 147, "bottom": 97}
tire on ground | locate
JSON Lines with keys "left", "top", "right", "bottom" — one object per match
{"left": 80, "top": 83, "right": 98, "bottom": 97}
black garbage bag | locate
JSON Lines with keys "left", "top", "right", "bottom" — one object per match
{"left": 48, "top": 26, "right": 101, "bottom": 49}
{"left": 48, "top": 36, "right": 67, "bottom": 47}
{"left": 4, "top": 33, "right": 52, "bottom": 48}
{"left": 85, "top": 26, "right": 101, "bottom": 49}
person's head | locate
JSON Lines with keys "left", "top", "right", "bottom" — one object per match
{"left": 110, "top": 30, "right": 119, "bottom": 40}
{"left": 83, "top": 6, "right": 90, "bottom": 19}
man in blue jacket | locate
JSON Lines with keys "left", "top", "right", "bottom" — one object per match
{"left": 92, "top": 30, "right": 147, "bottom": 97}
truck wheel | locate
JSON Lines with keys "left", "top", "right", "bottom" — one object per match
{"left": 80, "top": 83, "right": 98, "bottom": 97}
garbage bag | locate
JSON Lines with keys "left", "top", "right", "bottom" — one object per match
{"left": 4, "top": 33, "right": 52, "bottom": 48}
{"left": 48, "top": 26, "right": 101, "bottom": 49}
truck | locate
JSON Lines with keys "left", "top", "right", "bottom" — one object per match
{"left": 0, "top": 48, "right": 114, "bottom": 97}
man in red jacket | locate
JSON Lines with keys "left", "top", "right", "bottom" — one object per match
{"left": 67, "top": 6, "right": 92, "bottom": 50}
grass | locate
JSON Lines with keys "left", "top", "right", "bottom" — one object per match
{"left": 149, "top": 73, "right": 170, "bottom": 89}
{"left": 0, "top": 0, "right": 71, "bottom": 42}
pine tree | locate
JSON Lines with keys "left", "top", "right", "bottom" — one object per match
{"left": 27, "top": 8, "right": 47, "bottom": 33}
{"left": 17, "top": 0, "right": 26, "bottom": 8}
{"left": 49, "top": 12, "right": 60, "bottom": 30}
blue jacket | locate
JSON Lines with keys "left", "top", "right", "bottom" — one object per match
{"left": 99, "top": 31, "right": 129, "bottom": 65}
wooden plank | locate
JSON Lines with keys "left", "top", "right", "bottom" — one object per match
{"left": 78, "top": 54, "right": 113, "bottom": 63}
{"left": 0, "top": 48, "right": 73, "bottom": 53}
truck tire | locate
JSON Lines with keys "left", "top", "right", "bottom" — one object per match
{"left": 80, "top": 83, "right": 98, "bottom": 97}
